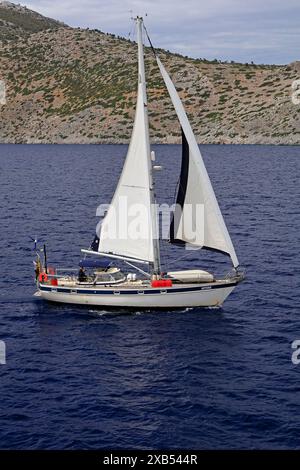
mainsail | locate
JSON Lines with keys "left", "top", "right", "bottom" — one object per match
{"left": 156, "top": 57, "right": 239, "bottom": 268}
{"left": 97, "top": 19, "right": 159, "bottom": 266}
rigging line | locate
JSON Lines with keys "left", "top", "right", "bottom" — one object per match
{"left": 158, "top": 236, "right": 168, "bottom": 271}
{"left": 143, "top": 24, "right": 157, "bottom": 57}
{"left": 163, "top": 245, "right": 202, "bottom": 268}
{"left": 142, "top": 27, "right": 183, "bottom": 238}
{"left": 128, "top": 15, "right": 135, "bottom": 41}
{"left": 160, "top": 249, "right": 170, "bottom": 273}
{"left": 156, "top": 238, "right": 168, "bottom": 262}
{"left": 123, "top": 260, "right": 151, "bottom": 278}
{"left": 172, "top": 175, "right": 181, "bottom": 203}
{"left": 160, "top": 222, "right": 172, "bottom": 271}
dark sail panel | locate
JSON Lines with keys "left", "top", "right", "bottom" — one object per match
{"left": 169, "top": 128, "right": 189, "bottom": 245}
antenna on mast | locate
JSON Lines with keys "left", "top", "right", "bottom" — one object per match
{"left": 128, "top": 10, "right": 135, "bottom": 39}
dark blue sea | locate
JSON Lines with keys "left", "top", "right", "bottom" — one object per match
{"left": 0, "top": 143, "right": 299, "bottom": 450}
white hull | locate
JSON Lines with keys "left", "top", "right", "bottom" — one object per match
{"left": 37, "top": 281, "right": 237, "bottom": 309}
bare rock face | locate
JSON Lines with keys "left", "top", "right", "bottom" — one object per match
{"left": 0, "top": 3, "right": 299, "bottom": 145}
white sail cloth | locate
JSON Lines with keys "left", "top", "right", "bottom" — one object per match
{"left": 98, "top": 23, "right": 154, "bottom": 263}
{"left": 156, "top": 57, "right": 239, "bottom": 268}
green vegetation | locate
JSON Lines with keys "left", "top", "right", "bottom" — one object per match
{"left": 0, "top": 2, "right": 297, "bottom": 144}
{"left": 207, "top": 112, "right": 222, "bottom": 121}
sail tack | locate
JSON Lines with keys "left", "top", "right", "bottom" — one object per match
{"left": 156, "top": 57, "right": 239, "bottom": 267}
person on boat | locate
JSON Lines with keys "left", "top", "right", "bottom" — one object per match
{"left": 35, "top": 257, "right": 41, "bottom": 280}
{"left": 78, "top": 267, "right": 87, "bottom": 282}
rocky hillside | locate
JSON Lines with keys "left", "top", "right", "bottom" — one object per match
{"left": 0, "top": 1, "right": 299, "bottom": 144}
{"left": 0, "top": 1, "right": 65, "bottom": 41}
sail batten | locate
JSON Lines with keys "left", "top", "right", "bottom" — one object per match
{"left": 157, "top": 57, "right": 239, "bottom": 267}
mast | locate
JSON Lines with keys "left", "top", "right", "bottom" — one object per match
{"left": 136, "top": 17, "right": 161, "bottom": 275}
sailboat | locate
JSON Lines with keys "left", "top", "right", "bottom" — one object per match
{"left": 34, "top": 17, "right": 244, "bottom": 309}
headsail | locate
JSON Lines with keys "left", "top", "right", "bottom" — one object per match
{"left": 156, "top": 57, "right": 239, "bottom": 268}
{"left": 97, "top": 18, "right": 160, "bottom": 267}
